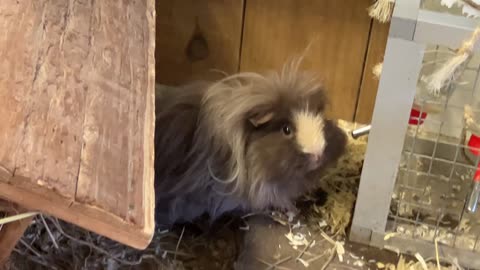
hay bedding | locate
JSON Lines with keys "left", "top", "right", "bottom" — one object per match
{"left": 4, "top": 121, "right": 462, "bottom": 270}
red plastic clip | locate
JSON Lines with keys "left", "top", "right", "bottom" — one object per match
{"left": 467, "top": 134, "right": 480, "bottom": 182}
{"left": 409, "top": 108, "right": 427, "bottom": 125}
{"left": 468, "top": 133, "right": 480, "bottom": 156}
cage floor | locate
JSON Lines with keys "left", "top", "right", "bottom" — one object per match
{"left": 390, "top": 129, "right": 480, "bottom": 253}
{"left": 5, "top": 121, "right": 464, "bottom": 270}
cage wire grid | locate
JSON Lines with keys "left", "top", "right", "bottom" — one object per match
{"left": 386, "top": 44, "right": 480, "bottom": 254}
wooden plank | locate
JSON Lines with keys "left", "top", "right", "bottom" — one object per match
{"left": 0, "top": 1, "right": 45, "bottom": 185}
{"left": 0, "top": 0, "right": 155, "bottom": 249}
{"left": 155, "top": 0, "right": 244, "bottom": 85}
{"left": 74, "top": 0, "right": 152, "bottom": 227}
{"left": 240, "top": 0, "right": 373, "bottom": 121}
{"left": 0, "top": 203, "right": 34, "bottom": 265}
{"left": 355, "top": 21, "right": 391, "bottom": 124}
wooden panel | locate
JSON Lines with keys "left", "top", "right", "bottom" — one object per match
{"left": 156, "top": 0, "right": 244, "bottom": 85}
{"left": 240, "top": 0, "right": 372, "bottom": 121}
{"left": 355, "top": 21, "right": 391, "bottom": 124}
{"left": 0, "top": 0, "right": 155, "bottom": 249}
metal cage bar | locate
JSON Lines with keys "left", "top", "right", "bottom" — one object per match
{"left": 350, "top": 0, "right": 425, "bottom": 244}
{"left": 350, "top": 1, "right": 480, "bottom": 269}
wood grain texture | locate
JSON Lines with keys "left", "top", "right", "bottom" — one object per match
{"left": 155, "top": 0, "right": 244, "bottom": 85}
{"left": 355, "top": 21, "right": 390, "bottom": 124}
{"left": 0, "top": 0, "right": 155, "bottom": 249}
{"left": 240, "top": 0, "right": 372, "bottom": 121}
{"left": 0, "top": 204, "right": 34, "bottom": 265}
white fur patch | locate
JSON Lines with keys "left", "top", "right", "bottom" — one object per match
{"left": 293, "top": 111, "right": 326, "bottom": 155}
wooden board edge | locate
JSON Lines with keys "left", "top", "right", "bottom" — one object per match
{"left": 354, "top": 20, "right": 391, "bottom": 124}
{"left": 0, "top": 180, "right": 154, "bottom": 250}
{"left": 142, "top": 0, "right": 156, "bottom": 247}
{"left": 0, "top": 207, "right": 34, "bottom": 264}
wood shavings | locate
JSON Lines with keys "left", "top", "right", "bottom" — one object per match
{"left": 456, "top": 218, "right": 471, "bottom": 233}
{"left": 284, "top": 231, "right": 309, "bottom": 247}
{"left": 349, "top": 253, "right": 360, "bottom": 260}
{"left": 384, "top": 232, "right": 397, "bottom": 240}
{"left": 378, "top": 262, "right": 386, "bottom": 269}
{"left": 292, "top": 221, "right": 301, "bottom": 230}
{"left": 353, "top": 260, "right": 365, "bottom": 267}
{"left": 295, "top": 233, "right": 317, "bottom": 266}
{"left": 319, "top": 249, "right": 336, "bottom": 270}
{"left": 318, "top": 220, "right": 327, "bottom": 228}
{"left": 396, "top": 221, "right": 477, "bottom": 251}
{"left": 270, "top": 211, "right": 289, "bottom": 226}
{"left": 435, "top": 238, "right": 441, "bottom": 270}
{"left": 395, "top": 256, "right": 413, "bottom": 270}
{"left": 319, "top": 230, "right": 345, "bottom": 263}
{"left": 239, "top": 225, "right": 250, "bottom": 231}
{"left": 319, "top": 230, "right": 335, "bottom": 245}
{"left": 336, "top": 241, "right": 345, "bottom": 262}
{"left": 464, "top": 104, "right": 480, "bottom": 135}
{"left": 298, "top": 258, "right": 310, "bottom": 267}
{"left": 415, "top": 253, "right": 429, "bottom": 270}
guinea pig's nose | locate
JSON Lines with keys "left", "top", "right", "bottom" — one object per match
{"left": 308, "top": 153, "right": 321, "bottom": 165}
{"left": 309, "top": 154, "right": 319, "bottom": 162}
{"left": 306, "top": 153, "right": 322, "bottom": 170}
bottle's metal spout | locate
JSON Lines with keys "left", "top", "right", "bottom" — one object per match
{"left": 351, "top": 125, "right": 371, "bottom": 139}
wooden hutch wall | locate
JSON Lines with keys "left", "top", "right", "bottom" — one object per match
{"left": 155, "top": 0, "right": 390, "bottom": 124}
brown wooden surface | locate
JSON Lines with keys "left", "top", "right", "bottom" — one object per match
{"left": 155, "top": 0, "right": 244, "bottom": 85}
{"left": 0, "top": 0, "right": 155, "bottom": 249}
{"left": 0, "top": 203, "right": 34, "bottom": 265}
{"left": 240, "top": 0, "right": 373, "bottom": 121}
{"left": 355, "top": 21, "right": 390, "bottom": 124}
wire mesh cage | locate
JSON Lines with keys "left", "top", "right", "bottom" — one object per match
{"left": 350, "top": 1, "right": 480, "bottom": 268}
{"left": 390, "top": 44, "right": 480, "bottom": 250}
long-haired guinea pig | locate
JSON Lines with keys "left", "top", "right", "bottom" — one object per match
{"left": 154, "top": 60, "right": 347, "bottom": 226}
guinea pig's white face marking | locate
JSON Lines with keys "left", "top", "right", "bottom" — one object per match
{"left": 293, "top": 110, "right": 326, "bottom": 155}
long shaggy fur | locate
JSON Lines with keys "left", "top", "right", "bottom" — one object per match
{"left": 154, "top": 59, "right": 347, "bottom": 226}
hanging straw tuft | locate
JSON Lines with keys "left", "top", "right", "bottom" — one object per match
{"left": 368, "top": 0, "right": 395, "bottom": 23}
{"left": 422, "top": 27, "right": 480, "bottom": 97}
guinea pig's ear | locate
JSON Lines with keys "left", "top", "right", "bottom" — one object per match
{"left": 248, "top": 111, "right": 275, "bottom": 127}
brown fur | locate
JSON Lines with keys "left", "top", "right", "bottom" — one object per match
{"left": 154, "top": 60, "right": 347, "bottom": 226}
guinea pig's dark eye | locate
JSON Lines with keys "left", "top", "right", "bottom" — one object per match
{"left": 282, "top": 124, "right": 292, "bottom": 136}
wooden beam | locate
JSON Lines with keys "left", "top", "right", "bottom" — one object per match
{"left": 355, "top": 21, "right": 391, "bottom": 124}
{"left": 0, "top": 0, "right": 155, "bottom": 249}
